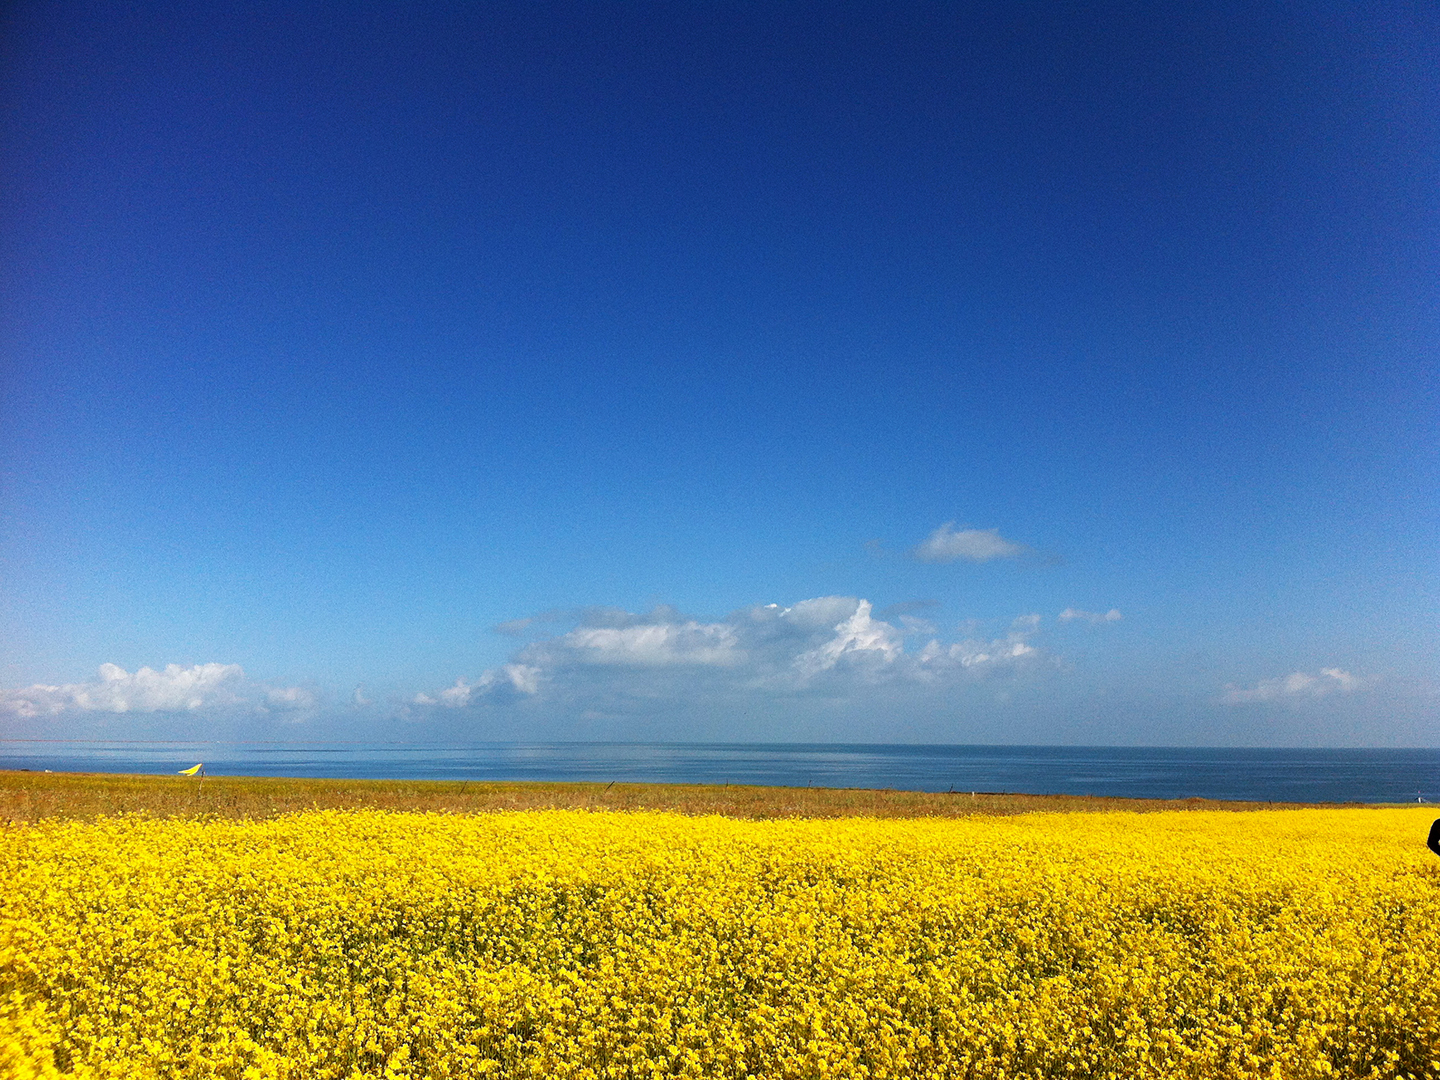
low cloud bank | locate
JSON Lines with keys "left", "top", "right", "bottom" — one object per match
{"left": 0, "top": 663, "right": 315, "bottom": 720}
{"left": 414, "top": 664, "right": 541, "bottom": 707}
{"left": 1221, "top": 668, "right": 1363, "bottom": 705}
{"left": 415, "top": 596, "right": 1050, "bottom": 710}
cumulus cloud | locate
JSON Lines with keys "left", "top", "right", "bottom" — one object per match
{"left": 914, "top": 524, "right": 1027, "bottom": 563}
{"left": 415, "top": 664, "right": 542, "bottom": 707}
{"left": 791, "top": 600, "right": 903, "bottom": 679}
{"left": 0, "top": 663, "right": 314, "bottom": 720}
{"left": 563, "top": 621, "right": 742, "bottom": 667}
{"left": 1220, "top": 668, "right": 1364, "bottom": 705}
{"left": 913, "top": 624, "right": 1039, "bottom": 677}
{"left": 416, "top": 596, "right": 1051, "bottom": 712}
{"left": 1059, "top": 607, "right": 1122, "bottom": 624}
{"left": 895, "top": 614, "right": 939, "bottom": 636}
{"left": 265, "top": 686, "right": 317, "bottom": 711}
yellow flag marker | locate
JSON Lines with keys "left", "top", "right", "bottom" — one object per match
{"left": 178, "top": 763, "right": 203, "bottom": 776}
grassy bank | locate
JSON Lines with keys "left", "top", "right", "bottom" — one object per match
{"left": 0, "top": 768, "right": 1338, "bottom": 822}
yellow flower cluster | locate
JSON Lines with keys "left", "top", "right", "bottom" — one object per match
{"left": 3, "top": 807, "right": 1438, "bottom": 1079}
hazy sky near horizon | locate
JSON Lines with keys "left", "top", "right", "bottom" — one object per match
{"left": 2, "top": 1, "right": 1436, "bottom": 746}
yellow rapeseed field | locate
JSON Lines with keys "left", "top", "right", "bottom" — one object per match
{"left": 2, "top": 807, "right": 1437, "bottom": 1079}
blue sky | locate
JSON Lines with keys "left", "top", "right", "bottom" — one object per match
{"left": 1, "top": 1, "right": 1436, "bottom": 745}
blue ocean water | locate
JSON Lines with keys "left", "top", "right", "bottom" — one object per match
{"left": 2, "top": 742, "right": 1439, "bottom": 804}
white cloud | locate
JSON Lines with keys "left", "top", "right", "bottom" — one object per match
{"left": 914, "top": 621, "right": 1041, "bottom": 676}
{"left": 416, "top": 664, "right": 542, "bottom": 708}
{"left": 1221, "top": 668, "right": 1364, "bottom": 705}
{"left": 792, "top": 600, "right": 903, "bottom": 680}
{"left": 417, "top": 596, "right": 1050, "bottom": 713}
{"left": 561, "top": 621, "right": 742, "bottom": 666}
{"left": 265, "top": 686, "right": 316, "bottom": 711}
{"left": 497, "top": 663, "right": 542, "bottom": 695}
{"left": 439, "top": 679, "right": 475, "bottom": 707}
{"left": 914, "top": 524, "right": 1026, "bottom": 563}
{"left": 896, "top": 614, "right": 939, "bottom": 636}
{"left": 0, "top": 663, "right": 314, "bottom": 720}
{"left": 1059, "top": 607, "right": 1122, "bottom": 624}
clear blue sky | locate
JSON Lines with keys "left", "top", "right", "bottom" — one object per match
{"left": 1, "top": 1, "right": 1435, "bottom": 745}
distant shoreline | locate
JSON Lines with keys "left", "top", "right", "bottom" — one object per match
{"left": 0, "top": 769, "right": 1388, "bottom": 823}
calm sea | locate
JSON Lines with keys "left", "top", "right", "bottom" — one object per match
{"left": 3, "top": 742, "right": 1439, "bottom": 803}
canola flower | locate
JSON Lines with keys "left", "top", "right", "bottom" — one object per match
{"left": 2, "top": 807, "right": 1438, "bottom": 1079}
